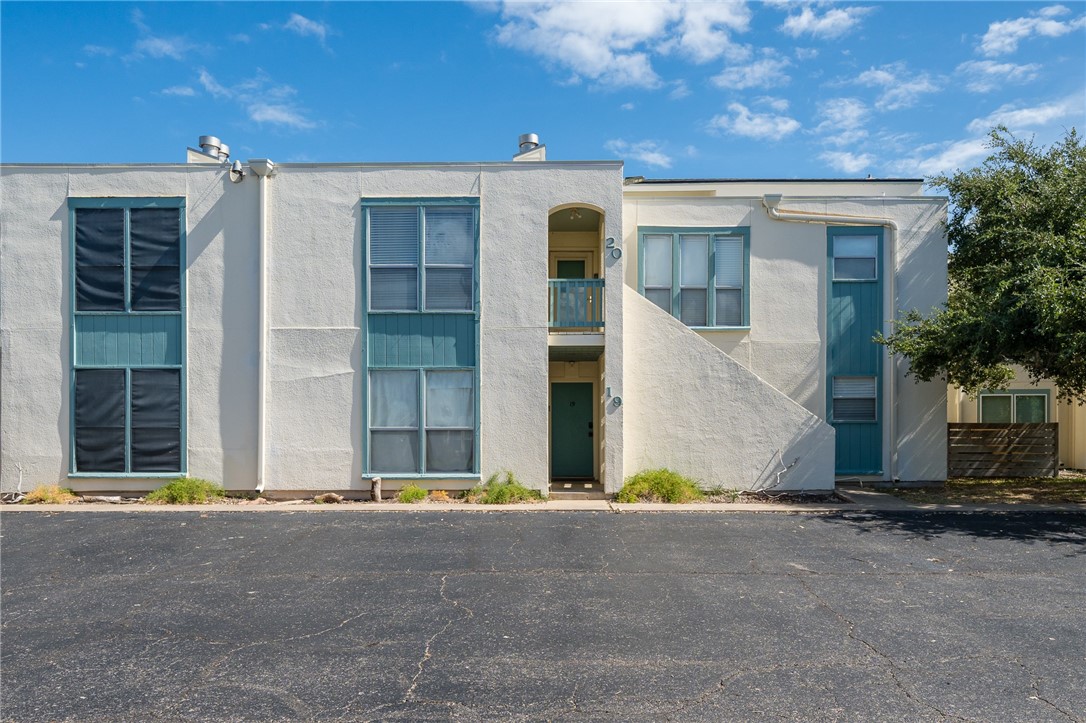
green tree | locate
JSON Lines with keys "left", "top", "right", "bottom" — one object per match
{"left": 879, "top": 126, "right": 1086, "bottom": 403}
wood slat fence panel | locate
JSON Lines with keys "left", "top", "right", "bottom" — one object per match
{"left": 948, "top": 423, "right": 1058, "bottom": 477}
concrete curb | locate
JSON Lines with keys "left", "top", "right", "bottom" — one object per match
{"left": 2, "top": 495, "right": 1083, "bottom": 514}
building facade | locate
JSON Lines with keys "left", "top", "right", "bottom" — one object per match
{"left": 0, "top": 138, "right": 949, "bottom": 496}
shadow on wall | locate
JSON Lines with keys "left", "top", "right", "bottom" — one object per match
{"left": 813, "top": 511, "right": 1086, "bottom": 553}
{"left": 756, "top": 413, "right": 836, "bottom": 491}
{"left": 189, "top": 174, "right": 258, "bottom": 487}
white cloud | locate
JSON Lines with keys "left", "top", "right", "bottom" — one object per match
{"left": 620, "top": 102, "right": 636, "bottom": 111}
{"left": 230, "top": 33, "right": 251, "bottom": 44}
{"left": 125, "top": 9, "right": 206, "bottom": 61}
{"left": 820, "top": 151, "right": 875, "bottom": 174}
{"left": 814, "top": 97, "right": 869, "bottom": 146}
{"left": 955, "top": 60, "right": 1041, "bottom": 93}
{"left": 855, "top": 62, "right": 939, "bottom": 110}
{"left": 891, "top": 138, "right": 989, "bottom": 176}
{"left": 672, "top": 1, "right": 752, "bottom": 63}
{"left": 709, "top": 102, "right": 800, "bottom": 140}
{"left": 669, "top": 80, "right": 691, "bottom": 99}
{"left": 284, "top": 13, "right": 330, "bottom": 44}
{"left": 197, "top": 69, "right": 318, "bottom": 130}
{"left": 979, "top": 5, "right": 1086, "bottom": 56}
{"left": 161, "top": 85, "right": 196, "bottom": 97}
{"left": 794, "top": 47, "right": 819, "bottom": 60}
{"left": 711, "top": 55, "right": 791, "bottom": 90}
{"left": 755, "top": 95, "right": 790, "bottom": 112}
{"left": 492, "top": 1, "right": 754, "bottom": 89}
{"left": 604, "top": 139, "right": 673, "bottom": 168}
{"left": 966, "top": 97, "right": 1082, "bottom": 134}
{"left": 780, "top": 4, "right": 872, "bottom": 39}
{"left": 83, "top": 44, "right": 115, "bottom": 57}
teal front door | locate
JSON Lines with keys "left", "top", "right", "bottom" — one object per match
{"left": 551, "top": 382, "right": 594, "bottom": 478}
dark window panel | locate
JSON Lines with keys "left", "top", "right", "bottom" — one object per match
{"left": 130, "top": 266, "right": 180, "bottom": 311}
{"left": 74, "top": 369, "right": 126, "bottom": 472}
{"left": 129, "top": 208, "right": 180, "bottom": 266}
{"left": 76, "top": 266, "right": 126, "bottom": 311}
{"left": 75, "top": 208, "right": 125, "bottom": 311}
{"left": 131, "top": 428, "right": 181, "bottom": 472}
{"left": 131, "top": 369, "right": 181, "bottom": 472}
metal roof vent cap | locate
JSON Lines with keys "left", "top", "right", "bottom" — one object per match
{"left": 199, "top": 135, "right": 229, "bottom": 161}
{"left": 518, "top": 133, "right": 539, "bottom": 153}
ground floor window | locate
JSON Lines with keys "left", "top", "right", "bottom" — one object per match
{"left": 832, "top": 376, "right": 877, "bottom": 422}
{"left": 369, "top": 368, "right": 476, "bottom": 474}
{"left": 73, "top": 368, "right": 182, "bottom": 473}
{"left": 979, "top": 391, "right": 1048, "bottom": 423}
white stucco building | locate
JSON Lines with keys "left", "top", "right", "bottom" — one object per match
{"left": 0, "top": 135, "right": 949, "bottom": 496}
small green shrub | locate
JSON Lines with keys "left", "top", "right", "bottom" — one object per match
{"left": 616, "top": 468, "right": 703, "bottom": 503}
{"left": 145, "top": 477, "right": 225, "bottom": 504}
{"left": 464, "top": 471, "right": 543, "bottom": 504}
{"left": 22, "top": 485, "right": 78, "bottom": 504}
{"left": 398, "top": 484, "right": 427, "bottom": 503}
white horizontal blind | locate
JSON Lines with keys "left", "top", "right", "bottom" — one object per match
{"left": 714, "top": 236, "right": 743, "bottom": 288}
{"left": 680, "top": 234, "right": 708, "bottom": 326}
{"left": 833, "top": 235, "right": 877, "bottom": 280}
{"left": 833, "top": 376, "right": 877, "bottom": 421}
{"left": 370, "top": 207, "right": 419, "bottom": 310}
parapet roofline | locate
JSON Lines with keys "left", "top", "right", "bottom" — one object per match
{"left": 0, "top": 160, "right": 623, "bottom": 170}
{"left": 625, "top": 176, "right": 924, "bottom": 184}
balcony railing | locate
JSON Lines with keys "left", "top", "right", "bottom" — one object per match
{"left": 548, "top": 278, "right": 605, "bottom": 329}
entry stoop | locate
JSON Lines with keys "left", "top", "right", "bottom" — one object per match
{"left": 548, "top": 481, "right": 610, "bottom": 500}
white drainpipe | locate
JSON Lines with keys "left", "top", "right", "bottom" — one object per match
{"left": 249, "top": 159, "right": 276, "bottom": 493}
{"left": 761, "top": 195, "right": 900, "bottom": 482}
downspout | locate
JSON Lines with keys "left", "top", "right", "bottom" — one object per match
{"left": 249, "top": 159, "right": 276, "bottom": 493}
{"left": 761, "top": 195, "right": 900, "bottom": 482}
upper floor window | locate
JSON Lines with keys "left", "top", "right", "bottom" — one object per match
{"left": 639, "top": 227, "right": 749, "bottom": 328}
{"left": 366, "top": 202, "right": 477, "bottom": 312}
{"left": 832, "top": 235, "right": 878, "bottom": 281}
{"left": 75, "top": 206, "right": 181, "bottom": 311}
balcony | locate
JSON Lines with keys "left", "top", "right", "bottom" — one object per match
{"left": 548, "top": 278, "right": 604, "bottom": 329}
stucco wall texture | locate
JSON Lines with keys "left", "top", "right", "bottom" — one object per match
{"left": 0, "top": 161, "right": 623, "bottom": 493}
{"left": 2, "top": 164, "right": 945, "bottom": 494}
{"left": 623, "top": 187, "right": 949, "bottom": 483}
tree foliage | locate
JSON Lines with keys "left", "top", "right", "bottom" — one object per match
{"left": 879, "top": 126, "right": 1086, "bottom": 402}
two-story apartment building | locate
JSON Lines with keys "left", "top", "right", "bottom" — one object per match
{"left": 0, "top": 135, "right": 948, "bottom": 496}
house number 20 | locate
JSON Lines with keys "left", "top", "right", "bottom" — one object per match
{"left": 606, "top": 237, "right": 622, "bottom": 259}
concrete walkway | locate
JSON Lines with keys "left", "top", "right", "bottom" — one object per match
{"left": 2, "top": 488, "right": 1083, "bottom": 514}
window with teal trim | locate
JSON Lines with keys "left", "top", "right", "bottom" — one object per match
{"left": 367, "top": 204, "right": 476, "bottom": 312}
{"left": 70, "top": 199, "right": 185, "bottom": 475}
{"left": 639, "top": 227, "right": 749, "bottom": 327}
{"left": 369, "top": 369, "right": 475, "bottom": 473}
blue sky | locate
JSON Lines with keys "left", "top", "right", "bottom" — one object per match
{"left": 2, "top": 1, "right": 1083, "bottom": 178}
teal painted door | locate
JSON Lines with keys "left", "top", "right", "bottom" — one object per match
{"left": 551, "top": 382, "right": 594, "bottom": 478}
{"left": 827, "top": 229, "right": 883, "bottom": 475}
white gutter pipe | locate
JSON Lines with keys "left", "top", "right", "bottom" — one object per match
{"left": 249, "top": 159, "right": 276, "bottom": 493}
{"left": 761, "top": 195, "right": 900, "bottom": 482}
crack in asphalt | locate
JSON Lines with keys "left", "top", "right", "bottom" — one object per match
{"left": 1015, "top": 657, "right": 1082, "bottom": 722}
{"left": 792, "top": 573, "right": 970, "bottom": 721}
{"left": 401, "top": 573, "right": 474, "bottom": 704}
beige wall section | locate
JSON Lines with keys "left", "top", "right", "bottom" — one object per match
{"left": 622, "top": 292, "right": 836, "bottom": 491}
{"left": 949, "top": 372, "right": 1086, "bottom": 469}
{"left": 623, "top": 186, "right": 948, "bottom": 482}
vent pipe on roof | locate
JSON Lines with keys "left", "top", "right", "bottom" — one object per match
{"left": 198, "top": 135, "right": 230, "bottom": 161}
{"left": 518, "top": 133, "right": 539, "bottom": 153}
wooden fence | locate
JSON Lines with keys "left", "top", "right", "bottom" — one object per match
{"left": 947, "top": 423, "right": 1058, "bottom": 478}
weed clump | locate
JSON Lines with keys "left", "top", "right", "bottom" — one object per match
{"left": 21, "top": 485, "right": 78, "bottom": 504}
{"left": 398, "top": 484, "right": 427, "bottom": 504}
{"left": 429, "top": 489, "right": 450, "bottom": 501}
{"left": 145, "top": 477, "right": 225, "bottom": 505}
{"left": 464, "top": 471, "right": 543, "bottom": 504}
{"left": 616, "top": 468, "right": 703, "bottom": 503}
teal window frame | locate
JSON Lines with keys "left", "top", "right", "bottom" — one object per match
{"left": 637, "top": 226, "right": 751, "bottom": 329}
{"left": 68, "top": 197, "right": 186, "bottom": 477}
{"left": 979, "top": 389, "right": 1050, "bottom": 423}
{"left": 363, "top": 198, "right": 480, "bottom": 314}
{"left": 362, "top": 198, "right": 481, "bottom": 479}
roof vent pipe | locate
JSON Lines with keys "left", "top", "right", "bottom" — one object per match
{"left": 198, "top": 135, "right": 230, "bottom": 161}
{"left": 518, "top": 133, "right": 539, "bottom": 153}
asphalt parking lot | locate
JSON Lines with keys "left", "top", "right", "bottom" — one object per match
{"left": 2, "top": 510, "right": 1084, "bottom": 721}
